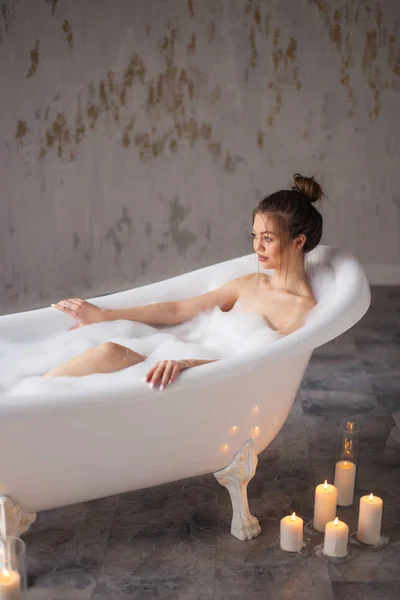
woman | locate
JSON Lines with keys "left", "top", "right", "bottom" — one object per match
{"left": 46, "top": 173, "right": 324, "bottom": 388}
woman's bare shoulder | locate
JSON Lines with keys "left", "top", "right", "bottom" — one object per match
{"left": 223, "top": 272, "right": 266, "bottom": 292}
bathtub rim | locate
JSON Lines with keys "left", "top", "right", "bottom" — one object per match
{"left": 0, "top": 245, "right": 370, "bottom": 411}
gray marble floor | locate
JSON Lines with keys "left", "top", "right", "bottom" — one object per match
{"left": 24, "top": 286, "right": 400, "bottom": 599}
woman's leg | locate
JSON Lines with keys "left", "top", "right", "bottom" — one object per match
{"left": 44, "top": 342, "right": 146, "bottom": 378}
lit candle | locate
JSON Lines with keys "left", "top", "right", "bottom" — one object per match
{"left": 334, "top": 460, "right": 356, "bottom": 506}
{"left": 324, "top": 517, "right": 349, "bottom": 558}
{"left": 280, "top": 512, "right": 304, "bottom": 552}
{"left": 314, "top": 480, "right": 338, "bottom": 532}
{"left": 357, "top": 493, "right": 383, "bottom": 545}
{"left": 0, "top": 568, "right": 21, "bottom": 600}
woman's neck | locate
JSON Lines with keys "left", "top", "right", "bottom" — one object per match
{"left": 268, "top": 258, "right": 311, "bottom": 296}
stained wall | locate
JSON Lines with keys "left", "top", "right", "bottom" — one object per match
{"left": 1, "top": 0, "right": 399, "bottom": 313}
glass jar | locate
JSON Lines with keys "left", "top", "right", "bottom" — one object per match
{"left": 0, "top": 536, "right": 27, "bottom": 599}
{"left": 333, "top": 421, "right": 362, "bottom": 508}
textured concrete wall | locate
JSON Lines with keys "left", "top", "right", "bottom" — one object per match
{"left": 0, "top": 0, "right": 399, "bottom": 314}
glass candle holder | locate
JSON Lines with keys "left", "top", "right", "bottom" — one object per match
{"left": 333, "top": 421, "right": 362, "bottom": 508}
{"left": 0, "top": 537, "right": 27, "bottom": 599}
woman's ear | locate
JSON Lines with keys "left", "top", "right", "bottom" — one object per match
{"left": 295, "top": 234, "right": 306, "bottom": 251}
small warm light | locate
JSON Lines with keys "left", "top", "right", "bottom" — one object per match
{"left": 3, "top": 568, "right": 10, "bottom": 577}
{"left": 252, "top": 405, "right": 259, "bottom": 415}
{"left": 344, "top": 461, "right": 347, "bottom": 466}
{"left": 323, "top": 480, "right": 328, "bottom": 490}
{"left": 230, "top": 425, "right": 239, "bottom": 434}
{"left": 291, "top": 512, "right": 296, "bottom": 521}
{"left": 344, "top": 439, "right": 353, "bottom": 455}
{"left": 334, "top": 517, "right": 339, "bottom": 526}
{"left": 251, "top": 425, "right": 260, "bottom": 438}
{"left": 369, "top": 493, "right": 374, "bottom": 502}
{"left": 221, "top": 444, "right": 230, "bottom": 453}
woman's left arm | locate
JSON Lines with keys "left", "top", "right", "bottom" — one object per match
{"left": 145, "top": 359, "right": 219, "bottom": 390}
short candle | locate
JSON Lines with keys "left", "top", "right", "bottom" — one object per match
{"left": 0, "top": 568, "right": 21, "bottom": 600}
{"left": 280, "top": 512, "right": 304, "bottom": 552}
{"left": 314, "top": 480, "right": 338, "bottom": 532}
{"left": 357, "top": 493, "right": 383, "bottom": 545}
{"left": 334, "top": 460, "right": 356, "bottom": 507}
{"left": 324, "top": 517, "right": 349, "bottom": 558}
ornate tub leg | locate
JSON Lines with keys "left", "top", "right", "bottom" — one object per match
{"left": 0, "top": 496, "right": 36, "bottom": 538}
{"left": 214, "top": 439, "right": 261, "bottom": 541}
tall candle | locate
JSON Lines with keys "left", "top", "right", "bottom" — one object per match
{"left": 280, "top": 512, "right": 304, "bottom": 552}
{"left": 0, "top": 500, "right": 6, "bottom": 540}
{"left": 314, "top": 480, "right": 338, "bottom": 532}
{"left": 334, "top": 460, "right": 356, "bottom": 506}
{"left": 357, "top": 493, "right": 383, "bottom": 545}
{"left": 324, "top": 517, "right": 349, "bottom": 558}
{"left": 0, "top": 569, "right": 21, "bottom": 600}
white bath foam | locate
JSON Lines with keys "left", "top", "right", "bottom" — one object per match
{"left": 1, "top": 308, "right": 280, "bottom": 397}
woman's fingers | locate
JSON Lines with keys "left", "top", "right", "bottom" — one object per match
{"left": 145, "top": 361, "right": 183, "bottom": 389}
{"left": 160, "top": 361, "right": 175, "bottom": 389}
{"left": 63, "top": 300, "right": 82, "bottom": 311}
{"left": 52, "top": 302, "right": 72, "bottom": 315}
{"left": 144, "top": 364, "right": 158, "bottom": 386}
{"left": 168, "top": 363, "right": 181, "bottom": 385}
{"left": 53, "top": 298, "right": 83, "bottom": 309}
{"left": 52, "top": 301, "right": 75, "bottom": 312}
{"left": 149, "top": 362, "right": 165, "bottom": 387}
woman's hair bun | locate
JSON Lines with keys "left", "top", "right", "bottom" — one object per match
{"left": 292, "top": 173, "right": 324, "bottom": 204}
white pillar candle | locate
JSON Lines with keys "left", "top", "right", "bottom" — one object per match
{"left": 0, "top": 500, "right": 6, "bottom": 540}
{"left": 280, "top": 512, "right": 304, "bottom": 552}
{"left": 334, "top": 460, "right": 356, "bottom": 506}
{"left": 324, "top": 517, "right": 349, "bottom": 558}
{"left": 357, "top": 493, "right": 383, "bottom": 545}
{"left": 313, "top": 480, "right": 338, "bottom": 532}
{"left": 0, "top": 569, "right": 21, "bottom": 600}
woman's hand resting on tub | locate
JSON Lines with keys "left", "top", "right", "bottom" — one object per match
{"left": 51, "top": 298, "right": 106, "bottom": 329}
{"left": 144, "top": 360, "right": 191, "bottom": 390}
{"left": 144, "top": 358, "right": 218, "bottom": 390}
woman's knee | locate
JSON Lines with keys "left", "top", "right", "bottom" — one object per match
{"left": 96, "top": 342, "right": 144, "bottom": 363}
{"left": 97, "top": 341, "right": 127, "bottom": 357}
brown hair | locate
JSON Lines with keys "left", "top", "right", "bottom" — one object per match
{"left": 252, "top": 173, "right": 325, "bottom": 253}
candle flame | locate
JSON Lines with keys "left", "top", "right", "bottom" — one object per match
{"left": 369, "top": 493, "right": 374, "bottom": 501}
{"left": 324, "top": 480, "right": 328, "bottom": 489}
{"left": 231, "top": 426, "right": 238, "bottom": 433}
{"left": 348, "top": 422, "right": 354, "bottom": 432}
{"left": 334, "top": 517, "right": 339, "bottom": 526}
{"left": 344, "top": 461, "right": 347, "bottom": 465}
{"left": 291, "top": 512, "right": 296, "bottom": 521}
{"left": 252, "top": 405, "right": 259, "bottom": 415}
{"left": 344, "top": 438, "right": 353, "bottom": 455}
{"left": 2, "top": 568, "right": 10, "bottom": 577}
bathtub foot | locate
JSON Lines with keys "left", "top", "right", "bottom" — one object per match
{"left": 214, "top": 439, "right": 261, "bottom": 541}
{"left": 0, "top": 496, "right": 36, "bottom": 538}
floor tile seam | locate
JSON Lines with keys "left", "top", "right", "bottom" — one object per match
{"left": 89, "top": 495, "right": 120, "bottom": 600}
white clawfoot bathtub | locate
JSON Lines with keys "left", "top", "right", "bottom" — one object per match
{"left": 0, "top": 246, "right": 370, "bottom": 541}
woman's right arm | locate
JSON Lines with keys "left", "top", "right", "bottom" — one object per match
{"left": 52, "top": 278, "right": 243, "bottom": 328}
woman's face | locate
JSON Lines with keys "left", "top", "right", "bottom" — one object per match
{"left": 252, "top": 212, "right": 287, "bottom": 270}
